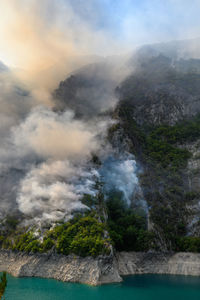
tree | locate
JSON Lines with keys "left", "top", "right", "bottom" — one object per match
{"left": 0, "top": 272, "right": 7, "bottom": 299}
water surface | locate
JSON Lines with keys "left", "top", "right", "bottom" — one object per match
{"left": 4, "top": 274, "right": 200, "bottom": 300}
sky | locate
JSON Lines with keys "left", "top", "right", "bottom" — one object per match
{"left": 68, "top": 0, "right": 200, "bottom": 45}
{"left": 0, "top": 0, "right": 200, "bottom": 70}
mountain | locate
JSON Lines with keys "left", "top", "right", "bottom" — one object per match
{"left": 53, "top": 40, "right": 200, "bottom": 252}
{"left": 1, "top": 38, "right": 200, "bottom": 255}
{"left": 0, "top": 61, "right": 9, "bottom": 72}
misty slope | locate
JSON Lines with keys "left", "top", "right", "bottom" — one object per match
{"left": 53, "top": 63, "right": 115, "bottom": 117}
{"left": 0, "top": 65, "right": 33, "bottom": 219}
{"left": 118, "top": 55, "right": 200, "bottom": 126}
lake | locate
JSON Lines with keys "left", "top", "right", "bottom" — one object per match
{"left": 4, "top": 274, "right": 200, "bottom": 300}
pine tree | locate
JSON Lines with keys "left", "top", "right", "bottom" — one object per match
{"left": 0, "top": 272, "right": 7, "bottom": 299}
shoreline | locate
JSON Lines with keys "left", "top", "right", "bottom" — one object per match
{"left": 0, "top": 250, "right": 200, "bottom": 285}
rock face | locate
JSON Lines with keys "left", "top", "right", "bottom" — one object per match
{"left": 117, "top": 55, "right": 200, "bottom": 126}
{"left": 0, "top": 250, "right": 121, "bottom": 286}
{"left": 116, "top": 252, "right": 200, "bottom": 277}
{"left": 0, "top": 250, "right": 200, "bottom": 285}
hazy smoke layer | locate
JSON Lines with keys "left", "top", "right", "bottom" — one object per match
{"left": 0, "top": 0, "right": 124, "bottom": 95}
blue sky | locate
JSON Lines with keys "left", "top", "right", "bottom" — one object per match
{"left": 64, "top": 0, "right": 200, "bottom": 46}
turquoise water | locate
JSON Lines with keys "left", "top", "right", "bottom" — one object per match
{"left": 4, "top": 274, "right": 200, "bottom": 300}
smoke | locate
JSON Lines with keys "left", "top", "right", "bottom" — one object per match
{"left": 12, "top": 107, "right": 99, "bottom": 160}
{"left": 2, "top": 0, "right": 199, "bottom": 225}
{"left": 100, "top": 154, "right": 148, "bottom": 212}
{"left": 0, "top": 0, "right": 130, "bottom": 224}
{"left": 17, "top": 160, "right": 98, "bottom": 224}
{"left": 0, "top": 0, "right": 77, "bottom": 90}
{"left": 0, "top": 71, "right": 33, "bottom": 136}
{"left": 100, "top": 156, "right": 138, "bottom": 205}
{"left": 0, "top": 104, "right": 110, "bottom": 223}
{"left": 53, "top": 58, "right": 133, "bottom": 118}
{"left": 0, "top": 0, "right": 124, "bottom": 96}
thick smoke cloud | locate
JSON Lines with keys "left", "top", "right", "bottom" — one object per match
{"left": 12, "top": 107, "right": 99, "bottom": 160}
{"left": 17, "top": 160, "right": 98, "bottom": 224}
{"left": 0, "top": 104, "right": 110, "bottom": 223}
{"left": 0, "top": 6, "right": 132, "bottom": 224}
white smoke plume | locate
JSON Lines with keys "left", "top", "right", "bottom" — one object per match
{"left": 17, "top": 160, "right": 99, "bottom": 224}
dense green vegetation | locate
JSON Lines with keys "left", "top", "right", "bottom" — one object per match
{"left": 106, "top": 195, "right": 154, "bottom": 251}
{"left": 177, "top": 236, "right": 200, "bottom": 252}
{"left": 1, "top": 212, "right": 110, "bottom": 257}
{"left": 148, "top": 114, "right": 200, "bottom": 144}
{"left": 145, "top": 137, "right": 190, "bottom": 169}
{"left": 116, "top": 102, "right": 194, "bottom": 170}
{"left": 1, "top": 198, "right": 154, "bottom": 255}
{"left": 116, "top": 104, "right": 200, "bottom": 171}
{"left": 53, "top": 213, "right": 110, "bottom": 257}
{"left": 1, "top": 196, "right": 200, "bottom": 254}
{"left": 0, "top": 272, "right": 7, "bottom": 299}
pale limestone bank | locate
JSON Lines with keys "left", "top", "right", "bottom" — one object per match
{"left": 0, "top": 250, "right": 200, "bottom": 285}
{"left": 116, "top": 252, "right": 200, "bottom": 277}
{"left": 0, "top": 250, "right": 121, "bottom": 285}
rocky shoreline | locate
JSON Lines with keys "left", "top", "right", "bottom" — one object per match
{"left": 0, "top": 250, "right": 200, "bottom": 285}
